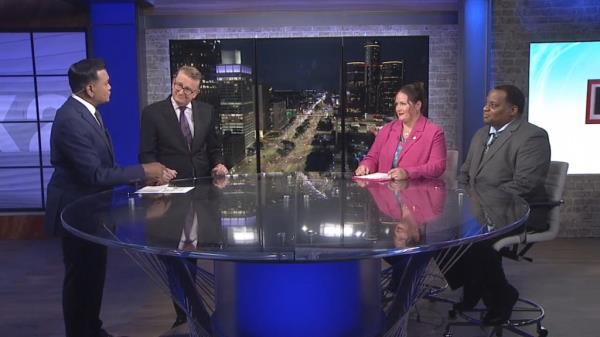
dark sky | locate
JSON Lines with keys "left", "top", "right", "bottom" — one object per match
{"left": 220, "top": 36, "right": 429, "bottom": 91}
{"left": 256, "top": 38, "right": 340, "bottom": 91}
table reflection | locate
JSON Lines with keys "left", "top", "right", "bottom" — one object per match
{"left": 61, "top": 173, "right": 528, "bottom": 337}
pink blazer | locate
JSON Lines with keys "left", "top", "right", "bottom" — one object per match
{"left": 359, "top": 116, "right": 447, "bottom": 179}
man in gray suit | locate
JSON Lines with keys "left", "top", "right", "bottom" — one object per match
{"left": 459, "top": 84, "right": 551, "bottom": 210}
{"left": 449, "top": 84, "right": 551, "bottom": 325}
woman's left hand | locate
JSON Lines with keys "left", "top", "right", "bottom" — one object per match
{"left": 388, "top": 167, "right": 409, "bottom": 180}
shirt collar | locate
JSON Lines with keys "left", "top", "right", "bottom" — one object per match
{"left": 71, "top": 94, "right": 96, "bottom": 116}
{"left": 171, "top": 96, "right": 192, "bottom": 112}
{"left": 489, "top": 121, "right": 511, "bottom": 135}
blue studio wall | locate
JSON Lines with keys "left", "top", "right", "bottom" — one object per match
{"left": 461, "top": 0, "right": 490, "bottom": 156}
{"left": 90, "top": 1, "right": 141, "bottom": 166}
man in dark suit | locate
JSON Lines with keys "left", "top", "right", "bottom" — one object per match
{"left": 142, "top": 182, "right": 224, "bottom": 335}
{"left": 139, "top": 65, "right": 228, "bottom": 182}
{"left": 139, "top": 65, "right": 227, "bottom": 327}
{"left": 449, "top": 84, "right": 551, "bottom": 325}
{"left": 45, "top": 58, "right": 176, "bottom": 337}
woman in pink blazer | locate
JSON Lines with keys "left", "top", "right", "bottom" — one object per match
{"left": 355, "top": 82, "right": 447, "bottom": 180}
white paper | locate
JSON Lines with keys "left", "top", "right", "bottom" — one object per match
{"left": 352, "top": 172, "right": 391, "bottom": 181}
{"left": 135, "top": 185, "right": 195, "bottom": 194}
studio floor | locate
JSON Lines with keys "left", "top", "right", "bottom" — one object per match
{"left": 1, "top": 238, "right": 599, "bottom": 337}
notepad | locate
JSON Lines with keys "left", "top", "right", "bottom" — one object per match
{"left": 351, "top": 172, "right": 392, "bottom": 182}
{"left": 135, "top": 185, "right": 195, "bottom": 194}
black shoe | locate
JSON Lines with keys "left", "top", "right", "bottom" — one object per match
{"left": 172, "top": 315, "right": 187, "bottom": 329}
{"left": 482, "top": 308, "right": 507, "bottom": 326}
{"left": 482, "top": 284, "right": 518, "bottom": 325}
{"left": 454, "top": 284, "right": 482, "bottom": 311}
{"left": 453, "top": 300, "right": 476, "bottom": 312}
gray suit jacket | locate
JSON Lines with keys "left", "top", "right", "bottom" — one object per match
{"left": 458, "top": 117, "right": 551, "bottom": 229}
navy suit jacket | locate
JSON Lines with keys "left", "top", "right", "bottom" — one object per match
{"left": 139, "top": 97, "right": 224, "bottom": 179}
{"left": 44, "top": 96, "right": 145, "bottom": 235}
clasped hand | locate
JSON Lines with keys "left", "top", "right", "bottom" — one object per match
{"left": 387, "top": 167, "right": 408, "bottom": 180}
{"left": 141, "top": 162, "right": 178, "bottom": 185}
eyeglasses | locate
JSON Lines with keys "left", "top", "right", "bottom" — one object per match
{"left": 173, "top": 81, "right": 198, "bottom": 96}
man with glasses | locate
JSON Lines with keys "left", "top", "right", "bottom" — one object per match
{"left": 139, "top": 65, "right": 227, "bottom": 328}
{"left": 140, "top": 65, "right": 227, "bottom": 181}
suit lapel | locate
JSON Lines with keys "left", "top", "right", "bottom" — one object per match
{"left": 396, "top": 116, "right": 426, "bottom": 162}
{"left": 103, "top": 130, "right": 114, "bottom": 159}
{"left": 73, "top": 98, "right": 114, "bottom": 161}
{"left": 476, "top": 119, "right": 522, "bottom": 174}
{"left": 470, "top": 128, "right": 488, "bottom": 175}
{"left": 191, "top": 102, "right": 205, "bottom": 151}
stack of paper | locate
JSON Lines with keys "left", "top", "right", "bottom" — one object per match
{"left": 351, "top": 172, "right": 391, "bottom": 182}
{"left": 135, "top": 185, "right": 195, "bottom": 194}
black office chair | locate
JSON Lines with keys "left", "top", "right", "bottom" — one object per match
{"left": 444, "top": 161, "right": 569, "bottom": 337}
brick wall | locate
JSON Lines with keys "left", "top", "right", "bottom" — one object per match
{"left": 143, "top": 24, "right": 460, "bottom": 151}
{"left": 491, "top": 0, "right": 600, "bottom": 237}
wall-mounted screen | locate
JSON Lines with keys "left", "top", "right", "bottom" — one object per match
{"left": 529, "top": 41, "right": 600, "bottom": 174}
{"left": 0, "top": 32, "right": 87, "bottom": 211}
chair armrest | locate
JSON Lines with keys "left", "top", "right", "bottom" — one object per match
{"left": 529, "top": 200, "right": 563, "bottom": 208}
{"left": 492, "top": 227, "right": 528, "bottom": 251}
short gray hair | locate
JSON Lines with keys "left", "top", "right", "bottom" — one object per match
{"left": 175, "top": 65, "right": 202, "bottom": 82}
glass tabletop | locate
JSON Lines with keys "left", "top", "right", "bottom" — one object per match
{"left": 61, "top": 172, "right": 529, "bottom": 261}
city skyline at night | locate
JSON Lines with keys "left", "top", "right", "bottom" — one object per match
{"left": 169, "top": 36, "right": 428, "bottom": 173}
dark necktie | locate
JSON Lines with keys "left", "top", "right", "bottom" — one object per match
{"left": 94, "top": 109, "right": 114, "bottom": 160}
{"left": 178, "top": 106, "right": 192, "bottom": 149}
{"left": 484, "top": 131, "right": 500, "bottom": 153}
{"left": 94, "top": 110, "right": 104, "bottom": 129}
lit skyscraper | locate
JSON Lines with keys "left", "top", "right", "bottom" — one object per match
{"left": 346, "top": 61, "right": 365, "bottom": 117}
{"left": 257, "top": 84, "right": 271, "bottom": 135}
{"left": 380, "top": 61, "right": 404, "bottom": 115}
{"left": 364, "top": 40, "right": 381, "bottom": 115}
{"left": 216, "top": 58, "right": 256, "bottom": 168}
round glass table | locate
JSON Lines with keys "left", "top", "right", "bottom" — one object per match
{"left": 61, "top": 173, "right": 529, "bottom": 337}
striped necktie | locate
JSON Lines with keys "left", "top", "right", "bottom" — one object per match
{"left": 178, "top": 106, "right": 192, "bottom": 149}
{"left": 484, "top": 131, "right": 500, "bottom": 153}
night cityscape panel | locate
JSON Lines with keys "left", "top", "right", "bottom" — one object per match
{"left": 342, "top": 36, "right": 428, "bottom": 171}
{"left": 169, "top": 37, "right": 428, "bottom": 174}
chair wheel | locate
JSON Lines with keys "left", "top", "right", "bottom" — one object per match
{"left": 537, "top": 327, "right": 548, "bottom": 337}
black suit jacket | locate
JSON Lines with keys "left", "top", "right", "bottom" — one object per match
{"left": 44, "top": 96, "right": 145, "bottom": 235}
{"left": 139, "top": 97, "right": 224, "bottom": 178}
